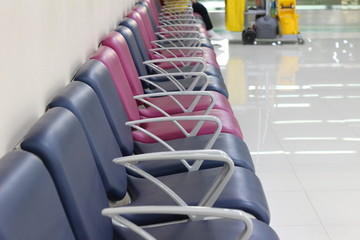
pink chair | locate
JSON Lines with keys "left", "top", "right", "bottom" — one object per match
{"left": 127, "top": 6, "right": 220, "bottom": 69}
{"left": 115, "top": 22, "right": 228, "bottom": 97}
{"left": 140, "top": 0, "right": 210, "bottom": 43}
{"left": 90, "top": 46, "right": 243, "bottom": 143}
{"left": 101, "top": 30, "right": 233, "bottom": 117}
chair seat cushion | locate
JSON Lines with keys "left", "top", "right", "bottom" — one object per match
{"left": 114, "top": 218, "right": 279, "bottom": 240}
{"left": 125, "top": 166, "right": 270, "bottom": 225}
{"left": 133, "top": 133, "right": 255, "bottom": 174}
{"left": 132, "top": 109, "right": 243, "bottom": 143}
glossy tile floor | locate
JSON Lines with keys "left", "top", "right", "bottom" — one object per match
{"left": 214, "top": 9, "right": 360, "bottom": 240}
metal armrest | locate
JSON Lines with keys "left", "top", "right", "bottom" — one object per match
{"left": 162, "top": 1, "right": 192, "bottom": 6}
{"left": 126, "top": 115, "right": 221, "bottom": 152}
{"left": 155, "top": 31, "right": 200, "bottom": 40}
{"left": 160, "top": 18, "right": 198, "bottom": 25}
{"left": 151, "top": 47, "right": 205, "bottom": 59}
{"left": 143, "top": 57, "right": 206, "bottom": 76}
{"left": 140, "top": 76, "right": 186, "bottom": 92}
{"left": 157, "top": 24, "right": 200, "bottom": 33}
{"left": 139, "top": 71, "right": 209, "bottom": 93}
{"left": 152, "top": 37, "right": 201, "bottom": 48}
{"left": 114, "top": 149, "right": 235, "bottom": 208}
{"left": 162, "top": 0, "right": 192, "bottom": 5}
{"left": 159, "top": 10, "right": 194, "bottom": 17}
{"left": 161, "top": 18, "right": 197, "bottom": 23}
{"left": 157, "top": 23, "right": 200, "bottom": 28}
{"left": 114, "top": 148, "right": 229, "bottom": 172}
{"left": 134, "top": 90, "right": 215, "bottom": 114}
{"left": 102, "top": 206, "right": 253, "bottom": 240}
{"left": 161, "top": 6, "right": 193, "bottom": 11}
{"left": 161, "top": 6, "right": 192, "bottom": 12}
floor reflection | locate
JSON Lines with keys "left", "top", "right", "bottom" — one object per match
{"left": 215, "top": 9, "right": 360, "bottom": 240}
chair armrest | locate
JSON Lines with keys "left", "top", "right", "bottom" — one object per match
{"left": 102, "top": 206, "right": 253, "bottom": 240}
{"left": 157, "top": 23, "right": 200, "bottom": 28}
{"left": 161, "top": 18, "right": 198, "bottom": 25}
{"left": 114, "top": 149, "right": 230, "bottom": 171}
{"left": 159, "top": 11, "right": 194, "bottom": 17}
{"left": 134, "top": 90, "right": 215, "bottom": 114}
{"left": 142, "top": 57, "right": 206, "bottom": 76}
{"left": 152, "top": 37, "right": 201, "bottom": 48}
{"left": 160, "top": 18, "right": 198, "bottom": 26}
{"left": 115, "top": 149, "right": 230, "bottom": 162}
{"left": 143, "top": 57, "right": 206, "bottom": 65}
{"left": 161, "top": 6, "right": 193, "bottom": 11}
{"left": 126, "top": 115, "right": 221, "bottom": 152}
{"left": 163, "top": 0, "right": 192, "bottom": 3}
{"left": 161, "top": 7, "right": 193, "bottom": 12}
{"left": 151, "top": 47, "right": 205, "bottom": 59}
{"left": 157, "top": 24, "right": 201, "bottom": 33}
{"left": 140, "top": 76, "right": 186, "bottom": 91}
{"left": 114, "top": 149, "right": 235, "bottom": 208}
{"left": 162, "top": 0, "right": 192, "bottom": 5}
{"left": 139, "top": 71, "right": 210, "bottom": 92}
{"left": 155, "top": 31, "right": 200, "bottom": 40}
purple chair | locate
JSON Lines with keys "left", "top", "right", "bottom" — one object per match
{"left": 128, "top": 5, "right": 219, "bottom": 69}
{"left": 116, "top": 23, "right": 229, "bottom": 97}
{"left": 90, "top": 46, "right": 243, "bottom": 143}
{"left": 101, "top": 30, "right": 233, "bottom": 117}
{"left": 119, "top": 17, "right": 226, "bottom": 90}
{"left": 73, "top": 59, "right": 255, "bottom": 174}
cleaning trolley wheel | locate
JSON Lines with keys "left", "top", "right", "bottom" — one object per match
{"left": 242, "top": 28, "right": 256, "bottom": 44}
{"left": 298, "top": 37, "right": 305, "bottom": 44}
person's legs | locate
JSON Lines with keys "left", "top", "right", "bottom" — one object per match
{"left": 192, "top": 1, "right": 223, "bottom": 40}
{"left": 192, "top": 2, "right": 213, "bottom": 30}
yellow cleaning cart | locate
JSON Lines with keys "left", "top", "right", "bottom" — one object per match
{"left": 235, "top": 0, "right": 304, "bottom": 44}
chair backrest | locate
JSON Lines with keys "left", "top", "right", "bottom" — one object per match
{"left": 132, "top": 4, "right": 158, "bottom": 41}
{"left": 139, "top": 0, "right": 160, "bottom": 27}
{"left": 125, "top": 10, "right": 156, "bottom": 59}
{"left": 21, "top": 107, "right": 113, "bottom": 240}
{"left": 0, "top": 150, "right": 76, "bottom": 240}
{"left": 152, "top": 0, "right": 162, "bottom": 12}
{"left": 115, "top": 24, "right": 151, "bottom": 76}
{"left": 101, "top": 30, "right": 145, "bottom": 96}
{"left": 73, "top": 59, "right": 134, "bottom": 156}
{"left": 48, "top": 81, "right": 128, "bottom": 201}
{"left": 91, "top": 46, "right": 141, "bottom": 122}
{"left": 118, "top": 18, "right": 188, "bottom": 75}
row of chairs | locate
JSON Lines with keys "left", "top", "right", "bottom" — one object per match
{"left": 0, "top": 0, "right": 280, "bottom": 239}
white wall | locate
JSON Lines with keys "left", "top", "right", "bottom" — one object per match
{"left": 0, "top": 0, "right": 135, "bottom": 157}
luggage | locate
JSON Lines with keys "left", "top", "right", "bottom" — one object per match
{"left": 256, "top": 16, "right": 278, "bottom": 39}
{"left": 242, "top": 27, "right": 256, "bottom": 44}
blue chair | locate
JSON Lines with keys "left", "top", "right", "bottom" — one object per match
{"left": 47, "top": 81, "right": 270, "bottom": 224}
{"left": 19, "top": 108, "right": 279, "bottom": 240}
{"left": 0, "top": 150, "right": 76, "bottom": 240}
